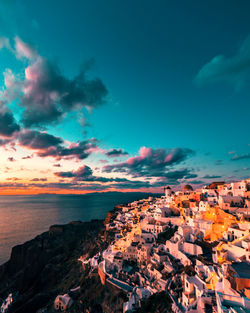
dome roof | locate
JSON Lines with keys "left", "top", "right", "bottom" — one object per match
{"left": 183, "top": 184, "right": 193, "bottom": 191}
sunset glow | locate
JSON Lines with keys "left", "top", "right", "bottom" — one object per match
{"left": 0, "top": 1, "right": 249, "bottom": 195}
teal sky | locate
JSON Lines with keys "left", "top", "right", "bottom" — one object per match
{"left": 0, "top": 0, "right": 249, "bottom": 193}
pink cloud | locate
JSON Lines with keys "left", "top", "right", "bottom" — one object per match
{"left": 15, "top": 37, "right": 38, "bottom": 60}
{"left": 103, "top": 146, "right": 194, "bottom": 178}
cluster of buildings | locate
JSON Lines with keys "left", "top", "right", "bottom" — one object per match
{"left": 3, "top": 177, "right": 248, "bottom": 312}
{"left": 94, "top": 178, "right": 250, "bottom": 313}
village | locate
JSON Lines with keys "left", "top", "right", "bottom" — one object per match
{"left": 2, "top": 178, "right": 249, "bottom": 313}
{"left": 88, "top": 179, "right": 250, "bottom": 313}
{"left": 48, "top": 178, "right": 250, "bottom": 313}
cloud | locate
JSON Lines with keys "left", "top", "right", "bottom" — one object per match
{"left": 1, "top": 37, "right": 108, "bottom": 128}
{"left": 30, "top": 178, "right": 47, "bottom": 182}
{"left": 6, "top": 177, "right": 20, "bottom": 181}
{"left": 0, "top": 138, "right": 12, "bottom": 146}
{"left": 195, "top": 35, "right": 250, "bottom": 88}
{"left": 0, "top": 180, "right": 152, "bottom": 191}
{"left": 18, "top": 129, "right": 63, "bottom": 149}
{"left": 14, "top": 36, "right": 37, "bottom": 60}
{"left": 22, "top": 154, "right": 33, "bottom": 159}
{"left": 0, "top": 181, "right": 86, "bottom": 191}
{"left": 55, "top": 165, "right": 93, "bottom": 179}
{"left": 21, "top": 57, "right": 108, "bottom": 127}
{"left": 55, "top": 164, "right": 132, "bottom": 183}
{"left": 0, "top": 109, "right": 20, "bottom": 137}
{"left": 164, "top": 169, "right": 197, "bottom": 180}
{"left": 203, "top": 175, "right": 221, "bottom": 179}
{"left": 99, "top": 159, "right": 108, "bottom": 164}
{"left": 103, "top": 146, "right": 194, "bottom": 177}
{"left": 153, "top": 168, "right": 198, "bottom": 186}
{"left": 36, "top": 138, "right": 98, "bottom": 160}
{"left": 105, "top": 148, "right": 128, "bottom": 158}
{"left": 17, "top": 129, "right": 97, "bottom": 160}
{"left": 231, "top": 153, "right": 250, "bottom": 161}
{"left": 8, "top": 157, "right": 16, "bottom": 162}
{"left": 54, "top": 164, "right": 161, "bottom": 191}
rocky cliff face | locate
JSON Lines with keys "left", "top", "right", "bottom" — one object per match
{"left": 0, "top": 219, "right": 118, "bottom": 313}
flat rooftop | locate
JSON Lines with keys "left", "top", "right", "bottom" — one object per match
{"left": 231, "top": 262, "right": 250, "bottom": 279}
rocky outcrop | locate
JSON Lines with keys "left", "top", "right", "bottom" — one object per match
{"left": 104, "top": 207, "right": 120, "bottom": 225}
{"left": 0, "top": 219, "right": 110, "bottom": 313}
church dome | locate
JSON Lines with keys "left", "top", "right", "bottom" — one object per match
{"left": 183, "top": 184, "right": 193, "bottom": 191}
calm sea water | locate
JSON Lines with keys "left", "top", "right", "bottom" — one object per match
{"left": 0, "top": 192, "right": 159, "bottom": 265}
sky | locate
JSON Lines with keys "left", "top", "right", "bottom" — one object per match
{"left": 0, "top": 0, "right": 249, "bottom": 194}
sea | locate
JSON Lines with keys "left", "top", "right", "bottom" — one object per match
{"left": 0, "top": 192, "right": 160, "bottom": 265}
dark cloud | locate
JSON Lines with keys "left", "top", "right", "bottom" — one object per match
{"left": 0, "top": 110, "right": 20, "bottom": 137}
{"left": 105, "top": 148, "right": 128, "bottom": 158}
{"left": 231, "top": 153, "right": 250, "bottom": 161}
{"left": 55, "top": 165, "right": 92, "bottom": 179}
{"left": 8, "top": 157, "right": 16, "bottom": 162}
{"left": 55, "top": 171, "right": 75, "bottom": 178}
{"left": 30, "top": 178, "right": 47, "bottom": 182}
{"left": 18, "top": 57, "right": 108, "bottom": 127}
{"left": 203, "top": 175, "right": 221, "bottom": 179}
{"left": 153, "top": 168, "right": 198, "bottom": 186}
{"left": 164, "top": 169, "right": 197, "bottom": 180}
{"left": 103, "top": 147, "right": 194, "bottom": 178}
{"left": 1, "top": 37, "right": 108, "bottom": 128}
{"left": 195, "top": 35, "right": 250, "bottom": 88}
{"left": 18, "top": 130, "right": 63, "bottom": 149}
{"left": 55, "top": 166, "right": 198, "bottom": 190}
{"left": 54, "top": 164, "right": 133, "bottom": 183}
{"left": 0, "top": 138, "right": 12, "bottom": 146}
{"left": 37, "top": 139, "right": 97, "bottom": 160}
{"left": 53, "top": 163, "right": 61, "bottom": 167}
{"left": 22, "top": 154, "right": 33, "bottom": 159}
{"left": 18, "top": 129, "right": 97, "bottom": 160}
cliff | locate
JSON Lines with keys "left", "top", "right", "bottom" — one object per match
{"left": 0, "top": 207, "right": 171, "bottom": 313}
{"left": 0, "top": 218, "right": 125, "bottom": 313}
